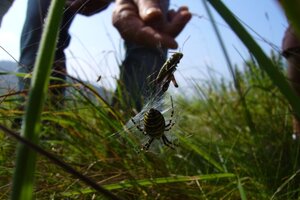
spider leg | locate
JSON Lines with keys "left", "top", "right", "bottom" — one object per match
{"left": 162, "top": 135, "right": 173, "bottom": 145}
{"left": 131, "top": 118, "right": 145, "bottom": 133}
{"left": 165, "top": 122, "right": 175, "bottom": 131}
{"left": 165, "top": 96, "right": 175, "bottom": 129}
{"left": 162, "top": 135, "right": 175, "bottom": 150}
{"left": 142, "top": 138, "right": 154, "bottom": 150}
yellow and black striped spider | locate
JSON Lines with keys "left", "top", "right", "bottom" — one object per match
{"left": 131, "top": 96, "right": 176, "bottom": 150}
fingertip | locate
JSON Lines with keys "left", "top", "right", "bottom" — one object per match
{"left": 137, "top": 0, "right": 163, "bottom": 22}
{"left": 182, "top": 11, "right": 192, "bottom": 23}
{"left": 168, "top": 41, "right": 178, "bottom": 49}
{"left": 143, "top": 7, "right": 163, "bottom": 22}
{"left": 178, "top": 7, "right": 192, "bottom": 22}
{"left": 145, "top": 7, "right": 161, "bottom": 16}
{"left": 178, "top": 6, "right": 190, "bottom": 12}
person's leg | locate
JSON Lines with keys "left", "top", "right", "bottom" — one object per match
{"left": 282, "top": 25, "right": 300, "bottom": 139}
{"left": 0, "top": 0, "right": 14, "bottom": 27}
{"left": 115, "top": 1, "right": 169, "bottom": 112}
{"left": 18, "top": 0, "right": 76, "bottom": 107}
{"left": 118, "top": 46, "right": 167, "bottom": 111}
{"left": 286, "top": 51, "right": 300, "bottom": 138}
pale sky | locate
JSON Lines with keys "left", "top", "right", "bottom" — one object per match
{"left": 0, "top": 0, "right": 288, "bottom": 95}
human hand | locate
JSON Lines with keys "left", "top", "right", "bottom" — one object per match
{"left": 112, "top": 0, "right": 191, "bottom": 49}
{"left": 66, "top": 0, "right": 111, "bottom": 16}
{"left": 165, "top": 6, "right": 191, "bottom": 38}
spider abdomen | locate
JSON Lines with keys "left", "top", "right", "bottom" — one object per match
{"left": 143, "top": 108, "right": 165, "bottom": 138}
{"left": 130, "top": 96, "right": 175, "bottom": 150}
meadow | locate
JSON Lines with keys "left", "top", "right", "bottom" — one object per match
{"left": 0, "top": 0, "right": 300, "bottom": 199}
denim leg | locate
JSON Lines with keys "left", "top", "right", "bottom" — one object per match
{"left": 119, "top": 46, "right": 167, "bottom": 111}
{"left": 117, "top": 1, "right": 170, "bottom": 112}
{"left": 18, "top": 0, "right": 75, "bottom": 98}
{"left": 0, "top": 0, "right": 14, "bottom": 27}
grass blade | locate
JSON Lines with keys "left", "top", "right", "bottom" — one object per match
{"left": 61, "top": 173, "right": 236, "bottom": 196}
{"left": 271, "top": 169, "right": 300, "bottom": 200}
{"left": 0, "top": 124, "right": 122, "bottom": 200}
{"left": 206, "top": 0, "right": 300, "bottom": 119}
{"left": 11, "top": 1, "right": 65, "bottom": 199}
{"left": 178, "top": 134, "right": 224, "bottom": 172}
{"left": 202, "top": 0, "right": 255, "bottom": 132}
{"left": 237, "top": 177, "right": 247, "bottom": 200}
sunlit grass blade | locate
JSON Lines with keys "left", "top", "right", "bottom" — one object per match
{"left": 206, "top": 0, "right": 300, "bottom": 119}
{"left": 237, "top": 177, "right": 247, "bottom": 200}
{"left": 11, "top": 0, "right": 65, "bottom": 199}
{"left": 61, "top": 173, "right": 236, "bottom": 196}
{"left": 178, "top": 134, "right": 224, "bottom": 172}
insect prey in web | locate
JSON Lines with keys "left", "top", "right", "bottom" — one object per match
{"left": 148, "top": 36, "right": 190, "bottom": 93}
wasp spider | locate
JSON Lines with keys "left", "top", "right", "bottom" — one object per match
{"left": 131, "top": 96, "right": 176, "bottom": 150}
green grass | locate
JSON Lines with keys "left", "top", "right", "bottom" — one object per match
{"left": 0, "top": 51, "right": 299, "bottom": 199}
{"left": 10, "top": 1, "right": 66, "bottom": 199}
{"left": 0, "top": 1, "right": 300, "bottom": 199}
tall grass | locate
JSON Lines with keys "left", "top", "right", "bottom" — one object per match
{"left": 0, "top": 0, "right": 299, "bottom": 199}
{"left": 202, "top": 0, "right": 255, "bottom": 133}
{"left": 1, "top": 50, "right": 299, "bottom": 198}
{"left": 11, "top": 0, "right": 65, "bottom": 199}
{"left": 207, "top": 0, "right": 300, "bottom": 120}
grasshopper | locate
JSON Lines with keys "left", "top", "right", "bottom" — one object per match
{"left": 148, "top": 52, "right": 183, "bottom": 92}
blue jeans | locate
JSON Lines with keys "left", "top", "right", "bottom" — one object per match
{"left": 0, "top": 0, "right": 14, "bottom": 27}
{"left": 115, "top": 1, "right": 169, "bottom": 111}
{"left": 19, "top": 0, "right": 169, "bottom": 111}
{"left": 117, "top": 44, "right": 167, "bottom": 111}
{"left": 19, "top": 0, "right": 75, "bottom": 100}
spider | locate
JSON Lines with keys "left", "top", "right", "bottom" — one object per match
{"left": 131, "top": 96, "right": 176, "bottom": 150}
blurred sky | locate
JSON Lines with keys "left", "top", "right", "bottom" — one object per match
{"left": 0, "top": 0, "right": 288, "bottom": 95}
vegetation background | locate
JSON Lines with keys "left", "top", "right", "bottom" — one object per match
{"left": 0, "top": 0, "right": 299, "bottom": 199}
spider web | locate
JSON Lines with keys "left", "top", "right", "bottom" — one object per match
{"left": 111, "top": 95, "right": 179, "bottom": 153}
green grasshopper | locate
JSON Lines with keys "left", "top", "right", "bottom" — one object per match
{"left": 148, "top": 52, "right": 183, "bottom": 92}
